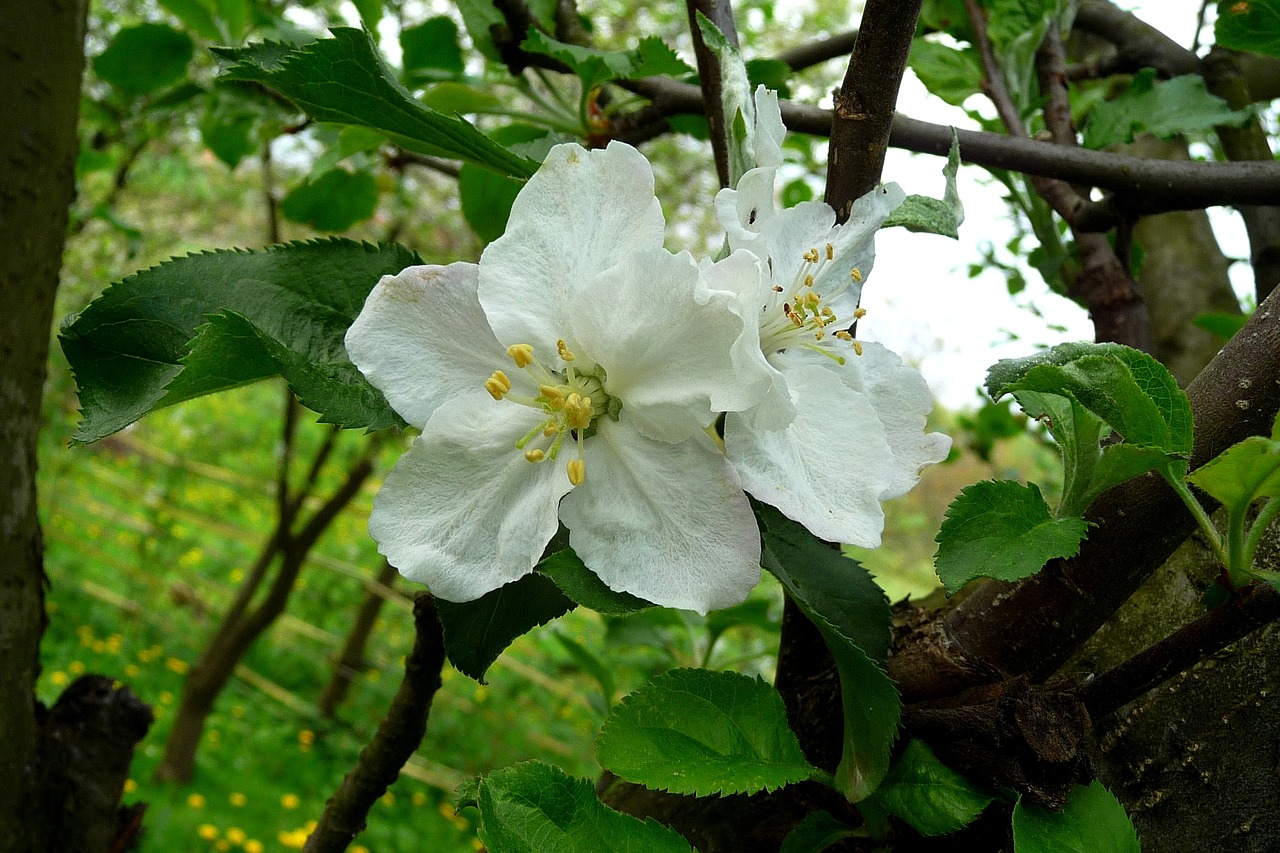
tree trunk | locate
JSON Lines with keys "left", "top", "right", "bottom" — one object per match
{"left": 1, "top": 3, "right": 151, "bottom": 851}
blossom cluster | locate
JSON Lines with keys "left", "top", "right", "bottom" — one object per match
{"left": 346, "top": 90, "right": 950, "bottom": 614}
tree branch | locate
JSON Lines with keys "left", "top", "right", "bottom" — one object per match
{"left": 824, "top": 0, "right": 922, "bottom": 221}
{"left": 685, "top": 0, "right": 741, "bottom": 188}
{"left": 776, "top": 30, "right": 858, "bottom": 71}
{"left": 1073, "top": 0, "right": 1202, "bottom": 78}
{"left": 304, "top": 594, "right": 445, "bottom": 853}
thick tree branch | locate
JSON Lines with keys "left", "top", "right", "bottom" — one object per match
{"left": 685, "top": 0, "right": 741, "bottom": 188}
{"left": 824, "top": 0, "right": 922, "bottom": 221}
{"left": 304, "top": 595, "right": 445, "bottom": 852}
{"left": 889, "top": 284, "right": 1280, "bottom": 700}
{"left": 1072, "top": 0, "right": 1201, "bottom": 78}
{"left": 620, "top": 77, "right": 1280, "bottom": 212}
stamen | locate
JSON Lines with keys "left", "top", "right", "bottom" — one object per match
{"left": 524, "top": 448, "right": 545, "bottom": 462}
{"left": 507, "top": 344, "right": 535, "bottom": 367}
{"left": 566, "top": 458, "right": 585, "bottom": 486}
{"left": 540, "top": 385, "right": 566, "bottom": 407}
{"left": 850, "top": 268, "right": 863, "bottom": 282}
{"left": 854, "top": 307, "right": 867, "bottom": 319}
{"left": 556, "top": 338, "right": 577, "bottom": 362}
{"left": 484, "top": 370, "right": 512, "bottom": 400}
{"left": 825, "top": 243, "right": 834, "bottom": 260}
{"left": 835, "top": 330, "right": 853, "bottom": 341}
{"left": 804, "top": 274, "right": 814, "bottom": 287}
{"left": 852, "top": 341, "right": 864, "bottom": 356}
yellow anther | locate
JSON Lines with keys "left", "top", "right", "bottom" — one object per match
{"left": 835, "top": 330, "right": 853, "bottom": 341}
{"left": 852, "top": 340, "right": 864, "bottom": 356}
{"left": 566, "top": 458, "right": 585, "bottom": 486}
{"left": 825, "top": 243, "right": 834, "bottom": 260}
{"left": 804, "top": 291, "right": 821, "bottom": 308}
{"left": 556, "top": 338, "right": 576, "bottom": 362}
{"left": 484, "top": 370, "right": 512, "bottom": 400}
{"left": 540, "top": 384, "right": 565, "bottom": 406}
{"left": 803, "top": 248, "right": 820, "bottom": 263}
{"left": 772, "top": 284, "right": 784, "bottom": 292}
{"left": 507, "top": 343, "right": 535, "bottom": 367}
{"left": 543, "top": 423, "right": 558, "bottom": 438}
{"left": 821, "top": 307, "right": 836, "bottom": 321}
{"left": 804, "top": 274, "right": 815, "bottom": 287}
{"left": 524, "top": 448, "right": 545, "bottom": 462}
{"left": 850, "top": 268, "right": 863, "bottom": 282}
{"left": 854, "top": 307, "right": 867, "bottom": 319}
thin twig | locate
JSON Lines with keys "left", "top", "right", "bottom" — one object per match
{"left": 304, "top": 594, "right": 446, "bottom": 853}
{"left": 776, "top": 30, "right": 858, "bottom": 71}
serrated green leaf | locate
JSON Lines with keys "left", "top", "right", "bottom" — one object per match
{"left": 935, "top": 480, "right": 1089, "bottom": 594}
{"left": 597, "top": 668, "right": 817, "bottom": 796}
{"left": 884, "top": 129, "right": 962, "bottom": 238}
{"left": 756, "top": 503, "right": 899, "bottom": 801}
{"left": 909, "top": 38, "right": 983, "bottom": 107}
{"left": 866, "top": 739, "right": 993, "bottom": 836}
{"left": 214, "top": 28, "right": 537, "bottom": 178}
{"left": 987, "top": 342, "right": 1193, "bottom": 478}
{"left": 401, "top": 16, "right": 465, "bottom": 84}
{"left": 279, "top": 168, "right": 380, "bottom": 231}
{"left": 1083, "top": 67, "right": 1253, "bottom": 149}
{"left": 1216, "top": 0, "right": 1280, "bottom": 58}
{"left": 60, "top": 240, "right": 417, "bottom": 441}
{"left": 1187, "top": 434, "right": 1280, "bottom": 514}
{"left": 94, "top": 23, "right": 194, "bottom": 95}
{"left": 778, "top": 811, "right": 860, "bottom": 853}
{"left": 519, "top": 30, "right": 690, "bottom": 93}
{"left": 436, "top": 574, "right": 574, "bottom": 682}
{"left": 535, "top": 549, "right": 651, "bottom": 616}
{"left": 460, "top": 761, "right": 693, "bottom": 853}
{"left": 1012, "top": 780, "right": 1140, "bottom": 853}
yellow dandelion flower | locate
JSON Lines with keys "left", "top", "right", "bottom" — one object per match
{"left": 197, "top": 823, "right": 218, "bottom": 840}
{"left": 225, "top": 827, "right": 246, "bottom": 844}
{"left": 280, "top": 793, "right": 300, "bottom": 809}
{"left": 229, "top": 792, "right": 246, "bottom": 807}
{"left": 166, "top": 657, "right": 189, "bottom": 674}
{"left": 244, "top": 841, "right": 264, "bottom": 853}
{"left": 49, "top": 671, "right": 68, "bottom": 687}
{"left": 68, "top": 661, "right": 85, "bottom": 675}
{"left": 187, "top": 793, "right": 206, "bottom": 809}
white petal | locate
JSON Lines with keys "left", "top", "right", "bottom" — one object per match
{"left": 813, "top": 183, "right": 905, "bottom": 316}
{"left": 369, "top": 392, "right": 573, "bottom": 602}
{"left": 716, "top": 167, "right": 777, "bottom": 249}
{"left": 570, "top": 248, "right": 771, "bottom": 442}
{"left": 725, "top": 355, "right": 899, "bottom": 547}
{"left": 345, "top": 263, "right": 512, "bottom": 430}
{"left": 831, "top": 341, "right": 952, "bottom": 500}
{"left": 479, "top": 142, "right": 665, "bottom": 354}
{"left": 560, "top": 417, "right": 761, "bottom": 614}
{"left": 752, "top": 86, "right": 786, "bottom": 169}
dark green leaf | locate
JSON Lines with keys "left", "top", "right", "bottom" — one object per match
{"left": 200, "top": 100, "right": 258, "bottom": 167}
{"left": 1083, "top": 68, "right": 1252, "bottom": 149}
{"left": 866, "top": 739, "right": 993, "bottom": 836}
{"left": 214, "top": 29, "right": 537, "bottom": 178}
{"left": 745, "top": 58, "right": 793, "bottom": 98}
{"left": 59, "top": 239, "right": 417, "bottom": 441}
{"left": 778, "top": 811, "right": 861, "bottom": 853}
{"left": 279, "top": 168, "right": 380, "bottom": 231}
{"left": 596, "top": 668, "right": 817, "bottom": 796}
{"left": 401, "top": 16, "right": 465, "bottom": 84}
{"left": 456, "top": 0, "right": 505, "bottom": 61}
{"left": 94, "top": 23, "right": 194, "bottom": 95}
{"left": 419, "top": 81, "right": 502, "bottom": 114}
{"left": 1193, "top": 310, "right": 1249, "bottom": 341}
{"left": 1216, "top": 0, "right": 1280, "bottom": 58}
{"left": 935, "top": 480, "right": 1089, "bottom": 594}
{"left": 459, "top": 164, "right": 522, "bottom": 244}
{"left": 459, "top": 761, "right": 693, "bottom": 853}
{"left": 757, "top": 503, "right": 900, "bottom": 800}
{"left": 437, "top": 574, "right": 574, "bottom": 682}
{"left": 909, "top": 39, "right": 983, "bottom": 107}
{"left": 1012, "top": 780, "right": 1140, "bottom": 853}
{"left": 160, "top": 0, "right": 221, "bottom": 41}
{"left": 351, "top": 0, "right": 382, "bottom": 30}
{"left": 536, "top": 549, "right": 651, "bottom": 616}
{"left": 216, "top": 0, "right": 250, "bottom": 40}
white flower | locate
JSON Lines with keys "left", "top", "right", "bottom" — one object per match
{"left": 346, "top": 142, "right": 772, "bottom": 614}
{"left": 712, "top": 88, "right": 952, "bottom": 546}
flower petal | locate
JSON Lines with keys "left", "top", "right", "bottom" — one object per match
{"left": 752, "top": 85, "right": 786, "bottom": 169}
{"left": 369, "top": 392, "right": 573, "bottom": 602}
{"left": 725, "top": 354, "right": 899, "bottom": 547}
{"left": 715, "top": 167, "right": 777, "bottom": 250}
{"left": 345, "top": 263, "right": 512, "bottom": 430}
{"left": 560, "top": 416, "right": 761, "bottom": 614}
{"left": 479, "top": 142, "right": 665, "bottom": 355}
{"left": 570, "top": 248, "right": 771, "bottom": 442}
{"left": 813, "top": 183, "right": 905, "bottom": 317}
{"left": 831, "top": 341, "right": 952, "bottom": 500}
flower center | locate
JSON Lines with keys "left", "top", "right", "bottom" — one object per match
{"left": 483, "top": 340, "right": 618, "bottom": 486}
{"left": 759, "top": 242, "right": 865, "bottom": 363}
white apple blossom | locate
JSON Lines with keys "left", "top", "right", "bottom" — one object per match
{"left": 713, "top": 88, "right": 952, "bottom": 546}
{"left": 346, "top": 142, "right": 773, "bottom": 614}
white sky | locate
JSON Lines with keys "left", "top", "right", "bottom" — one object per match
{"left": 329, "top": 0, "right": 1260, "bottom": 409}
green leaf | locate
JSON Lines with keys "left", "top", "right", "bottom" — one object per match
{"left": 535, "top": 549, "right": 651, "bottom": 616}
{"left": 456, "top": 0, "right": 505, "bottom": 61}
{"left": 909, "top": 39, "right": 983, "bottom": 107}
{"left": 94, "top": 23, "right": 194, "bottom": 95}
{"left": 436, "top": 574, "right": 574, "bottom": 682}
{"left": 459, "top": 164, "right": 522, "bottom": 244}
{"left": 459, "top": 761, "right": 693, "bottom": 853}
{"left": 1193, "top": 310, "right": 1249, "bottom": 341}
{"left": 756, "top": 502, "right": 900, "bottom": 800}
{"left": 521, "top": 31, "right": 690, "bottom": 94}
{"left": 160, "top": 0, "right": 221, "bottom": 41}
{"left": 596, "top": 668, "right": 817, "bottom": 796}
{"left": 1083, "top": 67, "right": 1253, "bottom": 149}
{"left": 279, "top": 168, "right": 380, "bottom": 231}
{"left": 935, "top": 480, "right": 1089, "bottom": 594}
{"left": 745, "top": 58, "right": 793, "bottom": 98}
{"left": 866, "top": 739, "right": 993, "bottom": 836}
{"left": 419, "top": 82, "right": 502, "bottom": 114}
{"left": 695, "top": 11, "right": 755, "bottom": 185}
{"left": 401, "top": 16, "right": 465, "bottom": 84}
{"left": 200, "top": 94, "right": 259, "bottom": 167}
{"left": 60, "top": 239, "right": 417, "bottom": 441}
{"left": 351, "top": 0, "right": 382, "bottom": 31}
{"left": 553, "top": 631, "right": 616, "bottom": 709}
{"left": 1216, "top": 0, "right": 1280, "bottom": 58}
{"left": 987, "top": 341, "right": 1193, "bottom": 478}
{"left": 216, "top": 0, "right": 250, "bottom": 41}
{"left": 778, "top": 811, "right": 861, "bottom": 853}
{"left": 1012, "top": 780, "right": 1140, "bottom": 853}
{"left": 884, "top": 129, "right": 963, "bottom": 238}
{"left": 214, "top": 29, "right": 537, "bottom": 178}
{"left": 1187, "top": 434, "right": 1280, "bottom": 514}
